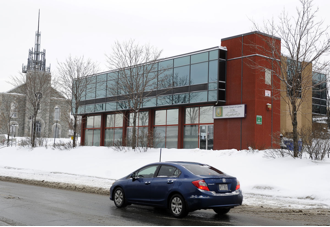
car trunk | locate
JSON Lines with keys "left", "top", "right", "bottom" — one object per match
{"left": 203, "top": 176, "right": 237, "bottom": 193}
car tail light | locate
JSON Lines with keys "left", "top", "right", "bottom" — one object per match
{"left": 235, "top": 180, "right": 240, "bottom": 190}
{"left": 192, "top": 180, "right": 210, "bottom": 191}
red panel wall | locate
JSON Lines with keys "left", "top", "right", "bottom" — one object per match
{"left": 214, "top": 32, "right": 281, "bottom": 150}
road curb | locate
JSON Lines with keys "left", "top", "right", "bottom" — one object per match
{"left": 0, "top": 176, "right": 110, "bottom": 195}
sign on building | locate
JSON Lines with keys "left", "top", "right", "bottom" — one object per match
{"left": 256, "top": 115, "right": 262, "bottom": 125}
{"left": 213, "top": 104, "right": 246, "bottom": 119}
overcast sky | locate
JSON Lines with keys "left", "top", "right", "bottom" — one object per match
{"left": 1, "top": 0, "right": 329, "bottom": 92}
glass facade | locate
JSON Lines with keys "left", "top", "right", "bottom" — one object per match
{"left": 312, "top": 72, "right": 327, "bottom": 115}
{"left": 77, "top": 48, "right": 225, "bottom": 114}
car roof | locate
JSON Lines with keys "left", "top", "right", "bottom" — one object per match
{"left": 165, "top": 161, "right": 205, "bottom": 165}
{"left": 146, "top": 161, "right": 206, "bottom": 166}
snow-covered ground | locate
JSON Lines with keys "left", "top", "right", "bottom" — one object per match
{"left": 1, "top": 138, "right": 329, "bottom": 210}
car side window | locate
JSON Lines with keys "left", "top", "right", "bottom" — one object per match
{"left": 157, "top": 165, "right": 181, "bottom": 177}
{"left": 136, "top": 165, "right": 158, "bottom": 178}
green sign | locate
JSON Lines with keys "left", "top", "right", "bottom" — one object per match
{"left": 256, "top": 115, "right": 262, "bottom": 125}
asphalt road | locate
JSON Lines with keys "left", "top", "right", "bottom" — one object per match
{"left": 0, "top": 181, "right": 303, "bottom": 226}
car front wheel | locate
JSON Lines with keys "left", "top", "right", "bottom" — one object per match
{"left": 213, "top": 207, "right": 231, "bottom": 215}
{"left": 169, "top": 194, "right": 188, "bottom": 218}
{"left": 114, "top": 188, "right": 126, "bottom": 208}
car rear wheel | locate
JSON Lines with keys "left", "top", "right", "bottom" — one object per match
{"left": 114, "top": 188, "right": 127, "bottom": 208}
{"left": 169, "top": 194, "right": 188, "bottom": 218}
{"left": 213, "top": 208, "right": 231, "bottom": 215}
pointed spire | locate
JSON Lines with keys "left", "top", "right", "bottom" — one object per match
{"left": 37, "top": 9, "right": 40, "bottom": 34}
{"left": 22, "top": 10, "right": 50, "bottom": 73}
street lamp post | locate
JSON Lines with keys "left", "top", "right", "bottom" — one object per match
{"left": 53, "top": 120, "right": 58, "bottom": 147}
{"left": 10, "top": 124, "right": 14, "bottom": 147}
{"left": 53, "top": 106, "right": 59, "bottom": 147}
{"left": 10, "top": 123, "right": 17, "bottom": 147}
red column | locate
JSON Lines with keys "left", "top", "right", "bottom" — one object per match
{"left": 177, "top": 106, "right": 184, "bottom": 148}
{"left": 100, "top": 113, "right": 106, "bottom": 146}
{"left": 122, "top": 111, "right": 128, "bottom": 146}
{"left": 148, "top": 109, "right": 154, "bottom": 147}
{"left": 80, "top": 115, "right": 86, "bottom": 146}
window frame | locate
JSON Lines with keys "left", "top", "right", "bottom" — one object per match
{"left": 153, "top": 108, "right": 179, "bottom": 148}
{"left": 85, "top": 115, "right": 102, "bottom": 146}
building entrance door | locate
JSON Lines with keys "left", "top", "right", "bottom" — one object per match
{"left": 199, "top": 125, "right": 214, "bottom": 150}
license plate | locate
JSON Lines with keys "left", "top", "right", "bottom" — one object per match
{"left": 219, "top": 184, "right": 228, "bottom": 191}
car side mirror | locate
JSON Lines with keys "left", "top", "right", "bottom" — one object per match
{"left": 131, "top": 174, "right": 138, "bottom": 181}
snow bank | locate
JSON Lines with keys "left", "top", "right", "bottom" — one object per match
{"left": 0, "top": 145, "right": 329, "bottom": 209}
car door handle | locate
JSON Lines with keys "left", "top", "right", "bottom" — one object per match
{"left": 167, "top": 180, "right": 174, "bottom": 184}
{"left": 144, "top": 181, "right": 151, "bottom": 185}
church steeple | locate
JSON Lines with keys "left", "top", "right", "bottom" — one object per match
{"left": 22, "top": 10, "right": 51, "bottom": 73}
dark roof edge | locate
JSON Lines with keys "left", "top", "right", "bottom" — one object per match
{"left": 221, "top": 31, "right": 281, "bottom": 41}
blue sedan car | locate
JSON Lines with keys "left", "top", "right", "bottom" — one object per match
{"left": 110, "top": 161, "right": 243, "bottom": 218}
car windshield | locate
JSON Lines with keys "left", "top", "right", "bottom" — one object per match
{"left": 181, "top": 164, "right": 224, "bottom": 176}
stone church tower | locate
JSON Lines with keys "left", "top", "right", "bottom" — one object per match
{"left": 0, "top": 11, "right": 70, "bottom": 138}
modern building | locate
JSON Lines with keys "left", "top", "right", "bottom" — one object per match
{"left": 77, "top": 31, "right": 287, "bottom": 150}
{"left": 0, "top": 11, "right": 70, "bottom": 138}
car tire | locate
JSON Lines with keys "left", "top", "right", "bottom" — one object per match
{"left": 113, "top": 187, "right": 127, "bottom": 208}
{"left": 169, "top": 194, "right": 188, "bottom": 218}
{"left": 213, "top": 208, "right": 231, "bottom": 215}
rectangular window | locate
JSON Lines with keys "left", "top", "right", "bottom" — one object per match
{"left": 143, "top": 97, "right": 156, "bottom": 108}
{"left": 190, "top": 91, "right": 207, "bottom": 103}
{"left": 145, "top": 72, "right": 158, "bottom": 91}
{"left": 127, "top": 111, "right": 149, "bottom": 147}
{"left": 191, "top": 52, "right": 208, "bottom": 64}
{"left": 106, "top": 102, "right": 117, "bottom": 111}
{"left": 157, "top": 95, "right": 173, "bottom": 106}
{"left": 158, "top": 68, "right": 173, "bottom": 89}
{"left": 85, "top": 104, "right": 95, "bottom": 113}
{"left": 95, "top": 103, "right": 105, "bottom": 112}
{"left": 209, "top": 50, "right": 219, "bottom": 60}
{"left": 173, "top": 93, "right": 189, "bottom": 104}
{"left": 86, "top": 77, "right": 96, "bottom": 100}
{"left": 191, "top": 62, "right": 208, "bottom": 85}
{"left": 107, "top": 80, "right": 117, "bottom": 97}
{"left": 174, "top": 56, "right": 190, "bottom": 67}
{"left": 166, "top": 126, "right": 178, "bottom": 148}
{"left": 154, "top": 109, "right": 179, "bottom": 148}
{"left": 208, "top": 91, "right": 217, "bottom": 101}
{"left": 105, "top": 113, "right": 123, "bottom": 146}
{"left": 209, "top": 60, "right": 218, "bottom": 82}
{"left": 265, "top": 69, "right": 271, "bottom": 85}
{"left": 173, "top": 66, "right": 190, "bottom": 87}
{"left": 96, "top": 74, "right": 107, "bottom": 98}
{"left": 184, "top": 125, "right": 198, "bottom": 148}
{"left": 85, "top": 115, "right": 101, "bottom": 146}
{"left": 159, "top": 59, "right": 173, "bottom": 70}
{"left": 184, "top": 107, "right": 214, "bottom": 149}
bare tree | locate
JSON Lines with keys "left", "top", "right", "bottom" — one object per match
{"left": 0, "top": 94, "right": 23, "bottom": 146}
{"left": 57, "top": 56, "right": 98, "bottom": 147}
{"left": 106, "top": 40, "right": 165, "bottom": 150}
{"left": 251, "top": 0, "right": 330, "bottom": 157}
